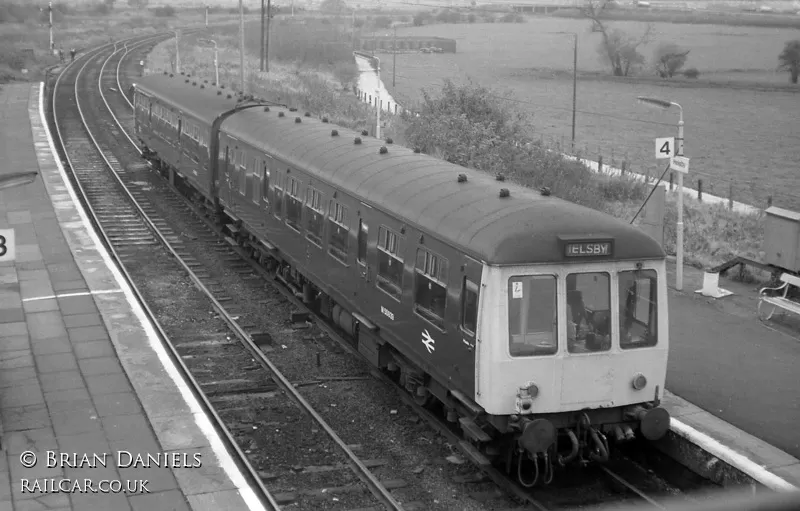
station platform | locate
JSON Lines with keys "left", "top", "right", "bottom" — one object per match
{"left": 0, "top": 83, "right": 264, "bottom": 510}
{"left": 662, "top": 258, "right": 800, "bottom": 487}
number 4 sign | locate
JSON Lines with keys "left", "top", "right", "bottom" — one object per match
{"left": 655, "top": 137, "right": 675, "bottom": 160}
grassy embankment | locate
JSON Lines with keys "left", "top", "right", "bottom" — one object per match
{"left": 0, "top": 2, "right": 247, "bottom": 84}
{"left": 144, "top": 15, "right": 766, "bottom": 276}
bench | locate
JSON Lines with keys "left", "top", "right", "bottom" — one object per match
{"left": 758, "top": 273, "right": 800, "bottom": 322}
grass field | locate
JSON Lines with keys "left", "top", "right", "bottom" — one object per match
{"left": 384, "top": 17, "right": 800, "bottom": 211}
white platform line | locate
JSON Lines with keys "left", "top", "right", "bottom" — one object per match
{"left": 22, "top": 289, "right": 124, "bottom": 302}
{"left": 37, "top": 83, "right": 266, "bottom": 511}
{"left": 671, "top": 418, "right": 798, "bottom": 492}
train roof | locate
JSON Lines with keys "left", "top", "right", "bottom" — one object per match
{"left": 136, "top": 73, "right": 665, "bottom": 266}
{"left": 134, "top": 73, "right": 239, "bottom": 121}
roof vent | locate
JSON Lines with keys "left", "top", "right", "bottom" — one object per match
{"left": 263, "top": 106, "right": 270, "bottom": 112}
{"left": 379, "top": 146, "right": 388, "bottom": 154}
{"left": 227, "top": 94, "right": 232, "bottom": 99}
{"left": 180, "top": 71, "right": 185, "bottom": 75}
{"left": 295, "top": 117, "right": 302, "bottom": 123}
{"left": 496, "top": 173, "right": 505, "bottom": 181}
{"left": 163, "top": 71, "right": 168, "bottom": 75}
{"left": 361, "top": 130, "right": 368, "bottom": 136}
{"left": 278, "top": 111, "right": 285, "bottom": 117}
{"left": 322, "top": 117, "right": 329, "bottom": 123}
{"left": 499, "top": 188, "right": 510, "bottom": 198}
{"left": 304, "top": 112, "right": 311, "bottom": 117}
{"left": 192, "top": 81, "right": 197, "bottom": 85}
{"left": 540, "top": 187, "right": 551, "bottom": 196}
{"left": 354, "top": 137, "right": 362, "bottom": 145}
{"left": 169, "top": 73, "right": 174, "bottom": 77}
{"left": 200, "top": 84, "right": 205, "bottom": 88}
{"left": 331, "top": 130, "right": 339, "bottom": 136}
{"left": 204, "top": 79, "right": 208, "bottom": 83}
{"left": 220, "top": 85, "right": 225, "bottom": 89}
{"left": 457, "top": 173, "right": 467, "bottom": 183}
{"left": 289, "top": 107, "right": 297, "bottom": 112}
{"left": 217, "top": 91, "right": 222, "bottom": 95}
{"left": 385, "top": 137, "right": 393, "bottom": 144}
{"left": 185, "top": 79, "right": 190, "bottom": 83}
{"left": 212, "top": 82, "right": 217, "bottom": 86}
{"left": 413, "top": 148, "right": 421, "bottom": 153}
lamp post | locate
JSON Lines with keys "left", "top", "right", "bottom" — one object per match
{"left": 199, "top": 39, "right": 219, "bottom": 86}
{"left": 374, "top": 56, "right": 381, "bottom": 139}
{"left": 239, "top": 0, "right": 245, "bottom": 94}
{"left": 553, "top": 31, "right": 578, "bottom": 149}
{"left": 637, "top": 96, "right": 685, "bottom": 291}
{"left": 174, "top": 30, "right": 180, "bottom": 74}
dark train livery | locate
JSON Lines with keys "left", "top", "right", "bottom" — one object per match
{"left": 132, "top": 73, "right": 670, "bottom": 483}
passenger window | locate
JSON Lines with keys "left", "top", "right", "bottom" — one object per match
{"left": 328, "top": 201, "right": 349, "bottom": 264}
{"left": 619, "top": 269, "right": 658, "bottom": 349}
{"left": 376, "top": 226, "right": 403, "bottom": 301}
{"left": 305, "top": 187, "right": 324, "bottom": 246}
{"left": 273, "top": 173, "right": 283, "bottom": 219}
{"left": 357, "top": 220, "right": 368, "bottom": 265}
{"left": 508, "top": 275, "right": 558, "bottom": 356}
{"left": 461, "top": 278, "right": 479, "bottom": 335}
{"left": 566, "top": 272, "right": 611, "bottom": 353}
{"left": 251, "top": 158, "right": 260, "bottom": 204}
{"left": 285, "top": 176, "right": 302, "bottom": 232}
{"left": 261, "top": 159, "right": 271, "bottom": 205}
{"left": 414, "top": 249, "right": 448, "bottom": 329}
{"left": 238, "top": 151, "right": 247, "bottom": 195}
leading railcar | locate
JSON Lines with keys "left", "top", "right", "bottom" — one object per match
{"left": 132, "top": 73, "right": 670, "bottom": 484}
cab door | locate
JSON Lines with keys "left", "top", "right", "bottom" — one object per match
{"left": 355, "top": 209, "right": 374, "bottom": 302}
{"left": 456, "top": 255, "right": 482, "bottom": 399}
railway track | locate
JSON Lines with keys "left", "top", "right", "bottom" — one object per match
{"left": 47, "top": 31, "right": 708, "bottom": 511}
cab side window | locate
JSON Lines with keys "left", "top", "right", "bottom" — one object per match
{"left": 461, "top": 277, "right": 479, "bottom": 335}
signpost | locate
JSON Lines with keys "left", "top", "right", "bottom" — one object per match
{"left": 0, "top": 229, "right": 15, "bottom": 262}
{"left": 670, "top": 155, "right": 690, "bottom": 174}
{"left": 655, "top": 137, "right": 674, "bottom": 160}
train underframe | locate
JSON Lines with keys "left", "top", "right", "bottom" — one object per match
{"left": 143, "top": 149, "right": 670, "bottom": 486}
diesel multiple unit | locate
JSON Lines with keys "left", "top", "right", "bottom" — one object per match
{"left": 132, "top": 73, "right": 670, "bottom": 484}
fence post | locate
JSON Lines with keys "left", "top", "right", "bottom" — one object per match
{"left": 610, "top": 147, "right": 615, "bottom": 167}
{"left": 728, "top": 181, "right": 734, "bottom": 210}
{"left": 598, "top": 155, "right": 603, "bottom": 174}
{"left": 767, "top": 196, "right": 773, "bottom": 208}
{"left": 698, "top": 179, "right": 703, "bottom": 201}
{"left": 621, "top": 161, "right": 627, "bottom": 175}
{"left": 669, "top": 172, "right": 674, "bottom": 191}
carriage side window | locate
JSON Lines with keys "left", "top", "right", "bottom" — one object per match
{"left": 566, "top": 272, "right": 611, "bottom": 354}
{"left": 285, "top": 176, "right": 302, "bottom": 232}
{"left": 251, "top": 157, "right": 260, "bottom": 204}
{"left": 357, "top": 220, "right": 368, "bottom": 265}
{"left": 414, "top": 249, "right": 448, "bottom": 329}
{"left": 259, "top": 158, "right": 271, "bottom": 205}
{"left": 238, "top": 150, "right": 247, "bottom": 195}
{"left": 193, "top": 125, "right": 199, "bottom": 142}
{"left": 461, "top": 278, "right": 479, "bottom": 335}
{"left": 273, "top": 172, "right": 284, "bottom": 219}
{"left": 376, "top": 226, "right": 403, "bottom": 301}
{"left": 508, "top": 275, "right": 558, "bottom": 357}
{"left": 328, "top": 200, "right": 349, "bottom": 264}
{"left": 619, "top": 269, "right": 658, "bottom": 349}
{"left": 305, "top": 187, "right": 324, "bottom": 246}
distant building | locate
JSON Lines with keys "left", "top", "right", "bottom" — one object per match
{"left": 354, "top": 36, "right": 457, "bottom": 53}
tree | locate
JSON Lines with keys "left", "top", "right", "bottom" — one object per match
{"left": 778, "top": 39, "right": 800, "bottom": 84}
{"left": 104, "top": 0, "right": 116, "bottom": 9}
{"left": 127, "top": 0, "right": 149, "bottom": 7}
{"left": 654, "top": 43, "right": 689, "bottom": 78}
{"left": 320, "top": 0, "right": 347, "bottom": 13}
{"left": 583, "top": 0, "right": 652, "bottom": 77}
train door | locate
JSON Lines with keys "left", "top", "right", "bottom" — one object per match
{"left": 457, "top": 255, "right": 482, "bottom": 398}
{"left": 223, "top": 145, "right": 235, "bottom": 210}
{"left": 176, "top": 118, "right": 183, "bottom": 169}
{"left": 355, "top": 212, "right": 373, "bottom": 301}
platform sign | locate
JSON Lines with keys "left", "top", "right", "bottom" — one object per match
{"left": 0, "top": 229, "right": 15, "bottom": 262}
{"left": 670, "top": 155, "right": 690, "bottom": 174}
{"left": 655, "top": 137, "right": 674, "bottom": 160}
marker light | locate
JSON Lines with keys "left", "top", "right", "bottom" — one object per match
{"left": 632, "top": 373, "right": 647, "bottom": 391}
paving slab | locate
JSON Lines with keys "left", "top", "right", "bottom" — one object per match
{"left": 0, "top": 82, "right": 263, "bottom": 511}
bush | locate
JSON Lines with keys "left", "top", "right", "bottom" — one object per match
{"left": 89, "top": 2, "right": 111, "bottom": 16}
{"left": 413, "top": 10, "right": 432, "bottom": 26}
{"left": 683, "top": 67, "right": 700, "bottom": 78}
{"left": 153, "top": 5, "right": 175, "bottom": 17}
{"left": 373, "top": 15, "right": 391, "bottom": 28}
{"left": 467, "top": 13, "right": 476, "bottom": 23}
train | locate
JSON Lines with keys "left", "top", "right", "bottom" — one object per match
{"left": 132, "top": 72, "right": 671, "bottom": 484}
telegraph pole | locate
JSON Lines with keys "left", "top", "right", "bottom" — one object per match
{"left": 239, "top": 0, "right": 245, "bottom": 93}
{"left": 392, "top": 26, "right": 396, "bottom": 88}
{"left": 265, "top": 0, "right": 271, "bottom": 73}
{"left": 205, "top": 4, "right": 209, "bottom": 28}
{"left": 571, "top": 33, "right": 577, "bottom": 149}
{"left": 260, "top": 0, "right": 265, "bottom": 71}
{"left": 48, "top": 2, "right": 53, "bottom": 52}
{"left": 175, "top": 30, "right": 180, "bottom": 74}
